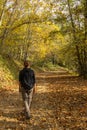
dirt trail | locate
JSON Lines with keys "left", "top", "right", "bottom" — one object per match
{"left": 0, "top": 70, "right": 87, "bottom": 130}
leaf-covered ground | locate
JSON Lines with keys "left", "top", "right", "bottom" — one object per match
{"left": 0, "top": 70, "right": 87, "bottom": 130}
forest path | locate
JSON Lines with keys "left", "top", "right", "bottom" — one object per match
{"left": 0, "top": 69, "right": 87, "bottom": 130}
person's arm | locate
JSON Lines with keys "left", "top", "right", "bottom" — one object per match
{"left": 19, "top": 71, "right": 22, "bottom": 92}
{"left": 19, "top": 82, "right": 22, "bottom": 92}
{"left": 33, "top": 83, "right": 36, "bottom": 94}
{"left": 33, "top": 71, "right": 36, "bottom": 93}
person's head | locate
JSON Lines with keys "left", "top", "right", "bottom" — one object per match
{"left": 24, "top": 60, "right": 30, "bottom": 68}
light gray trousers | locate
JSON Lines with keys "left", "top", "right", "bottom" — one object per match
{"left": 21, "top": 87, "right": 33, "bottom": 117}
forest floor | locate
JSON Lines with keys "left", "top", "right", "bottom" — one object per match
{"left": 0, "top": 69, "right": 87, "bottom": 130}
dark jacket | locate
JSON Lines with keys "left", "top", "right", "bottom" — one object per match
{"left": 19, "top": 67, "right": 35, "bottom": 90}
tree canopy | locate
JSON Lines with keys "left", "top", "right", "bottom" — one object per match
{"left": 0, "top": 0, "right": 87, "bottom": 77}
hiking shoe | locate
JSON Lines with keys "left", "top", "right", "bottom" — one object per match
{"left": 26, "top": 115, "right": 31, "bottom": 120}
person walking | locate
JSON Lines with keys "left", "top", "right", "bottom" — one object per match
{"left": 19, "top": 60, "right": 36, "bottom": 119}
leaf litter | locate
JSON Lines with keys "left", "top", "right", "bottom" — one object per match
{"left": 0, "top": 70, "right": 87, "bottom": 130}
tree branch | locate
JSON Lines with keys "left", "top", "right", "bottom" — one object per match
{"left": 10, "top": 20, "right": 46, "bottom": 31}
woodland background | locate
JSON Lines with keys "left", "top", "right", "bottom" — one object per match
{"left": 0, "top": 0, "right": 87, "bottom": 78}
{"left": 0, "top": 1, "right": 87, "bottom": 130}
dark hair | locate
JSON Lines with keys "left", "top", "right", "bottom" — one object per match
{"left": 24, "top": 60, "right": 29, "bottom": 68}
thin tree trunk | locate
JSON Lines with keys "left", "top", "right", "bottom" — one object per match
{"left": 0, "top": 0, "right": 18, "bottom": 45}
{"left": 0, "top": 0, "right": 7, "bottom": 22}
{"left": 83, "top": 0, "right": 87, "bottom": 78}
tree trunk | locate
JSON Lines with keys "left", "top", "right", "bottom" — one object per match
{"left": 0, "top": 0, "right": 18, "bottom": 46}
{"left": 83, "top": 0, "right": 87, "bottom": 78}
{"left": 67, "top": 0, "right": 84, "bottom": 76}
